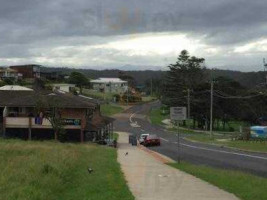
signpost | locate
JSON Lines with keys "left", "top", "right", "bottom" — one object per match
{"left": 170, "top": 107, "right": 187, "bottom": 163}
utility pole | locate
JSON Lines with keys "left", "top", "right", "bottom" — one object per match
{"left": 210, "top": 79, "right": 213, "bottom": 137}
{"left": 187, "top": 89, "right": 190, "bottom": 119}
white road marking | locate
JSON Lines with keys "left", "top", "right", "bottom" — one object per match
{"left": 130, "top": 123, "right": 141, "bottom": 128}
{"left": 160, "top": 137, "right": 169, "bottom": 142}
{"left": 173, "top": 142, "right": 178, "bottom": 144}
{"left": 141, "top": 129, "right": 145, "bottom": 132}
{"left": 181, "top": 143, "right": 267, "bottom": 161}
{"left": 129, "top": 113, "right": 136, "bottom": 123}
{"left": 128, "top": 108, "right": 267, "bottom": 161}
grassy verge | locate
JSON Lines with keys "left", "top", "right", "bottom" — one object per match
{"left": 142, "top": 96, "right": 157, "bottom": 102}
{"left": 149, "top": 107, "right": 169, "bottom": 125}
{"left": 0, "top": 139, "right": 134, "bottom": 200}
{"left": 83, "top": 89, "right": 116, "bottom": 101}
{"left": 100, "top": 104, "right": 124, "bottom": 116}
{"left": 169, "top": 162, "right": 267, "bottom": 200}
{"left": 187, "top": 134, "right": 267, "bottom": 152}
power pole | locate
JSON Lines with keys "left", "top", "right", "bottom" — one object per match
{"left": 210, "top": 79, "right": 213, "bottom": 137}
{"left": 187, "top": 89, "right": 190, "bottom": 119}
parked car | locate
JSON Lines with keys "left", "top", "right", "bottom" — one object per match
{"left": 139, "top": 133, "right": 149, "bottom": 145}
{"left": 144, "top": 135, "right": 160, "bottom": 147}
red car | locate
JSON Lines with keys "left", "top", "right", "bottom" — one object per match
{"left": 144, "top": 135, "right": 161, "bottom": 147}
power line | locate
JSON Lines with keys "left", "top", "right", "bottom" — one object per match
{"left": 213, "top": 91, "right": 263, "bottom": 99}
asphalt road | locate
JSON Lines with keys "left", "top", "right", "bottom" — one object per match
{"left": 114, "top": 101, "right": 267, "bottom": 177}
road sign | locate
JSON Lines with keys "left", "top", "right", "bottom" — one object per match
{"left": 170, "top": 107, "right": 187, "bottom": 121}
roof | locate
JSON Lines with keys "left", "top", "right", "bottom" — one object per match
{"left": 0, "top": 90, "right": 97, "bottom": 109}
{"left": 52, "top": 83, "right": 76, "bottom": 87}
{"left": 0, "top": 67, "right": 18, "bottom": 73}
{"left": 10, "top": 64, "right": 41, "bottom": 68}
{"left": 91, "top": 78, "right": 127, "bottom": 84}
{"left": 0, "top": 85, "right": 33, "bottom": 91}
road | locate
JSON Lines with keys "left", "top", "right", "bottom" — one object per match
{"left": 114, "top": 101, "right": 267, "bottom": 177}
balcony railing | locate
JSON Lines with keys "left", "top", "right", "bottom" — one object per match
{"left": 5, "top": 117, "right": 81, "bottom": 129}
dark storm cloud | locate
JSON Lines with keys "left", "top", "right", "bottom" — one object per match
{"left": 1, "top": 0, "right": 267, "bottom": 45}
{"left": 0, "top": 0, "right": 267, "bottom": 70}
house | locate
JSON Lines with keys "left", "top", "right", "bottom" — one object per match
{"left": 0, "top": 67, "right": 22, "bottom": 81}
{"left": 0, "top": 87, "right": 114, "bottom": 142}
{"left": 91, "top": 78, "right": 128, "bottom": 93}
{"left": 10, "top": 64, "right": 41, "bottom": 79}
{"left": 52, "top": 83, "right": 76, "bottom": 93}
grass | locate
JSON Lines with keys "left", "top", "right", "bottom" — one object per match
{"left": 187, "top": 134, "right": 267, "bottom": 152}
{"left": 100, "top": 103, "right": 124, "bottom": 116}
{"left": 149, "top": 108, "right": 250, "bottom": 134}
{"left": 169, "top": 162, "right": 267, "bottom": 200}
{"left": 142, "top": 96, "right": 157, "bottom": 102}
{"left": 0, "top": 138, "right": 134, "bottom": 200}
{"left": 83, "top": 89, "right": 116, "bottom": 101}
{"left": 149, "top": 107, "right": 169, "bottom": 125}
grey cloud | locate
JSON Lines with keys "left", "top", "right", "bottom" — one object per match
{"left": 1, "top": 0, "right": 267, "bottom": 44}
{"left": 0, "top": 0, "right": 267, "bottom": 70}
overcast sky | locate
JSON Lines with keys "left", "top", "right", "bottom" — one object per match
{"left": 1, "top": 0, "right": 267, "bottom": 71}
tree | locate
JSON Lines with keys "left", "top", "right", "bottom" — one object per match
{"left": 35, "top": 96, "right": 65, "bottom": 142}
{"left": 118, "top": 71, "right": 136, "bottom": 88}
{"left": 69, "top": 72, "right": 89, "bottom": 94}
{"left": 144, "top": 78, "right": 162, "bottom": 97}
{"left": 162, "top": 50, "right": 206, "bottom": 107}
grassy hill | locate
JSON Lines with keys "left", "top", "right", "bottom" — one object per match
{"left": 0, "top": 138, "right": 133, "bottom": 200}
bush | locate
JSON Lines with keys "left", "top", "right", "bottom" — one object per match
{"left": 229, "top": 127, "right": 235, "bottom": 132}
{"left": 122, "top": 94, "right": 142, "bottom": 102}
{"left": 113, "top": 94, "right": 121, "bottom": 102}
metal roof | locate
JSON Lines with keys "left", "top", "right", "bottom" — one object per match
{"left": 0, "top": 85, "right": 33, "bottom": 91}
{"left": 91, "top": 78, "right": 127, "bottom": 83}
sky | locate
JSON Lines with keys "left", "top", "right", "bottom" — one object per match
{"left": 1, "top": 0, "right": 267, "bottom": 71}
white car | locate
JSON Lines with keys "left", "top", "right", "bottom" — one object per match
{"left": 139, "top": 134, "right": 149, "bottom": 145}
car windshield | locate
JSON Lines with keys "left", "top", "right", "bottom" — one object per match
{"left": 141, "top": 134, "right": 149, "bottom": 139}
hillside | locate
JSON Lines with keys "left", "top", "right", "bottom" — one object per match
{"left": 41, "top": 66, "right": 266, "bottom": 88}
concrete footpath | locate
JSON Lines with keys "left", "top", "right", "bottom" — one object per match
{"left": 117, "top": 132, "right": 239, "bottom": 200}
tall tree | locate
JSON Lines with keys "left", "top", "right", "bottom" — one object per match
{"left": 118, "top": 71, "right": 136, "bottom": 88}
{"left": 162, "top": 50, "right": 206, "bottom": 107}
{"left": 69, "top": 72, "right": 89, "bottom": 94}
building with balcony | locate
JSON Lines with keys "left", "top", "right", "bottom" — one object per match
{"left": 91, "top": 78, "right": 128, "bottom": 93}
{"left": 10, "top": 64, "right": 41, "bottom": 79}
{"left": 0, "top": 67, "right": 22, "bottom": 81}
{"left": 0, "top": 88, "right": 114, "bottom": 142}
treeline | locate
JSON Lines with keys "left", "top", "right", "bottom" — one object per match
{"left": 161, "top": 50, "right": 267, "bottom": 129}
{"left": 41, "top": 66, "right": 267, "bottom": 88}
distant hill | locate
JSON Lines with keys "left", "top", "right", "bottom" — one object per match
{"left": 41, "top": 66, "right": 266, "bottom": 88}
{"left": 41, "top": 67, "right": 165, "bottom": 85}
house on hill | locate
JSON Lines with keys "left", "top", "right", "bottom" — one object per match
{"left": 91, "top": 78, "right": 128, "bottom": 93}
{"left": 10, "top": 64, "right": 41, "bottom": 79}
{"left": 0, "top": 86, "right": 114, "bottom": 142}
{"left": 51, "top": 83, "right": 76, "bottom": 93}
{"left": 0, "top": 67, "right": 22, "bottom": 81}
